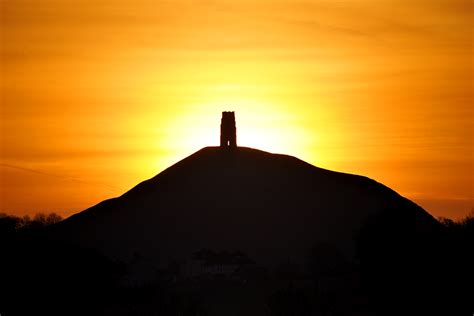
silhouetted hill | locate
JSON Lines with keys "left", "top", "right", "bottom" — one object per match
{"left": 50, "top": 146, "right": 438, "bottom": 267}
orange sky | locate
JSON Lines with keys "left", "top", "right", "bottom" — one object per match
{"left": 1, "top": 0, "right": 472, "bottom": 219}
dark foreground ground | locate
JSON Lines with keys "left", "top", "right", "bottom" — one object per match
{"left": 1, "top": 213, "right": 473, "bottom": 316}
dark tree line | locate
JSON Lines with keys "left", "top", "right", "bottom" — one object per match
{"left": 0, "top": 212, "right": 63, "bottom": 236}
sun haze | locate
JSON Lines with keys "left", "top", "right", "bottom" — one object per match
{"left": 1, "top": 0, "right": 472, "bottom": 219}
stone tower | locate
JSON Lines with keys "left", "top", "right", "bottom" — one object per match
{"left": 220, "top": 111, "right": 237, "bottom": 148}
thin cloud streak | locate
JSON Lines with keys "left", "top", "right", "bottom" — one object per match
{"left": 0, "top": 163, "right": 123, "bottom": 193}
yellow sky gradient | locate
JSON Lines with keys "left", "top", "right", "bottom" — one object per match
{"left": 1, "top": 0, "right": 472, "bottom": 219}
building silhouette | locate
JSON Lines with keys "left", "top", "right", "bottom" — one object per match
{"left": 220, "top": 111, "right": 237, "bottom": 148}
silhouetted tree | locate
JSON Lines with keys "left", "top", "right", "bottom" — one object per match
{"left": 0, "top": 213, "right": 22, "bottom": 238}
{"left": 33, "top": 212, "right": 47, "bottom": 223}
{"left": 45, "top": 212, "right": 63, "bottom": 225}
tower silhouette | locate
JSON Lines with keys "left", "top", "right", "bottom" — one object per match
{"left": 220, "top": 111, "right": 237, "bottom": 148}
